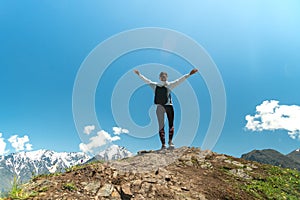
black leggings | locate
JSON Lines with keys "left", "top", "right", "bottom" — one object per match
{"left": 156, "top": 105, "right": 174, "bottom": 145}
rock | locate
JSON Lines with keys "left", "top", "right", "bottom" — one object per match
{"left": 232, "top": 161, "right": 244, "bottom": 168}
{"left": 245, "top": 166, "right": 253, "bottom": 171}
{"left": 112, "top": 171, "right": 118, "bottom": 178}
{"left": 247, "top": 163, "right": 258, "bottom": 169}
{"left": 170, "top": 185, "right": 182, "bottom": 192}
{"left": 199, "top": 150, "right": 213, "bottom": 160}
{"left": 121, "top": 183, "right": 132, "bottom": 196}
{"left": 80, "top": 182, "right": 88, "bottom": 186}
{"left": 215, "top": 155, "right": 227, "bottom": 161}
{"left": 179, "top": 155, "right": 191, "bottom": 162}
{"left": 84, "top": 181, "right": 100, "bottom": 194}
{"left": 131, "top": 179, "right": 142, "bottom": 192}
{"left": 137, "top": 150, "right": 155, "bottom": 155}
{"left": 111, "top": 187, "right": 121, "bottom": 198}
{"left": 156, "top": 167, "right": 168, "bottom": 173}
{"left": 140, "top": 182, "right": 152, "bottom": 193}
{"left": 200, "top": 162, "right": 212, "bottom": 169}
{"left": 144, "top": 178, "right": 157, "bottom": 184}
{"left": 229, "top": 169, "right": 252, "bottom": 180}
{"left": 181, "top": 186, "right": 190, "bottom": 191}
{"left": 134, "top": 194, "right": 146, "bottom": 199}
{"left": 185, "top": 161, "right": 194, "bottom": 167}
{"left": 121, "top": 183, "right": 132, "bottom": 195}
{"left": 38, "top": 192, "right": 47, "bottom": 196}
{"left": 224, "top": 159, "right": 232, "bottom": 164}
{"left": 196, "top": 193, "right": 207, "bottom": 200}
{"left": 97, "top": 183, "right": 114, "bottom": 197}
{"left": 165, "top": 175, "right": 171, "bottom": 181}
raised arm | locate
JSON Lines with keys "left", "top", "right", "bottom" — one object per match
{"left": 168, "top": 68, "right": 198, "bottom": 89}
{"left": 133, "top": 70, "right": 157, "bottom": 88}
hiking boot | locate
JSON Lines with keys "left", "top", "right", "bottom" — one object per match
{"left": 168, "top": 141, "right": 175, "bottom": 149}
{"left": 161, "top": 144, "right": 167, "bottom": 150}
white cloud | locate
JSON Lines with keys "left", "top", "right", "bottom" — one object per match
{"left": 245, "top": 100, "right": 300, "bottom": 139}
{"left": 79, "top": 130, "right": 120, "bottom": 154}
{"left": 25, "top": 143, "right": 33, "bottom": 151}
{"left": 112, "top": 127, "right": 129, "bottom": 135}
{"left": 79, "top": 143, "right": 89, "bottom": 153}
{"left": 0, "top": 133, "right": 9, "bottom": 155}
{"left": 8, "top": 135, "right": 33, "bottom": 152}
{"left": 83, "top": 125, "right": 95, "bottom": 135}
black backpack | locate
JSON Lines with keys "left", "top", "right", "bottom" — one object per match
{"left": 154, "top": 86, "right": 171, "bottom": 105}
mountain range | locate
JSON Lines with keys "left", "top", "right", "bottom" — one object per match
{"left": 87, "top": 145, "right": 133, "bottom": 163}
{"left": 0, "top": 145, "right": 132, "bottom": 193}
{"left": 241, "top": 148, "right": 300, "bottom": 170}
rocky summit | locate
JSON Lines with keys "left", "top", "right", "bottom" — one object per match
{"left": 15, "top": 147, "right": 300, "bottom": 199}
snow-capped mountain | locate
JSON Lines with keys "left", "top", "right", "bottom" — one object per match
{"left": 0, "top": 145, "right": 132, "bottom": 193}
{"left": 88, "top": 145, "right": 133, "bottom": 162}
{"left": 0, "top": 150, "right": 90, "bottom": 193}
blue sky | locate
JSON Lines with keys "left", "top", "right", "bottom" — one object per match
{"left": 1, "top": 1, "right": 300, "bottom": 157}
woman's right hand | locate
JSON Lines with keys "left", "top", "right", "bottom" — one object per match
{"left": 133, "top": 70, "right": 140, "bottom": 75}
